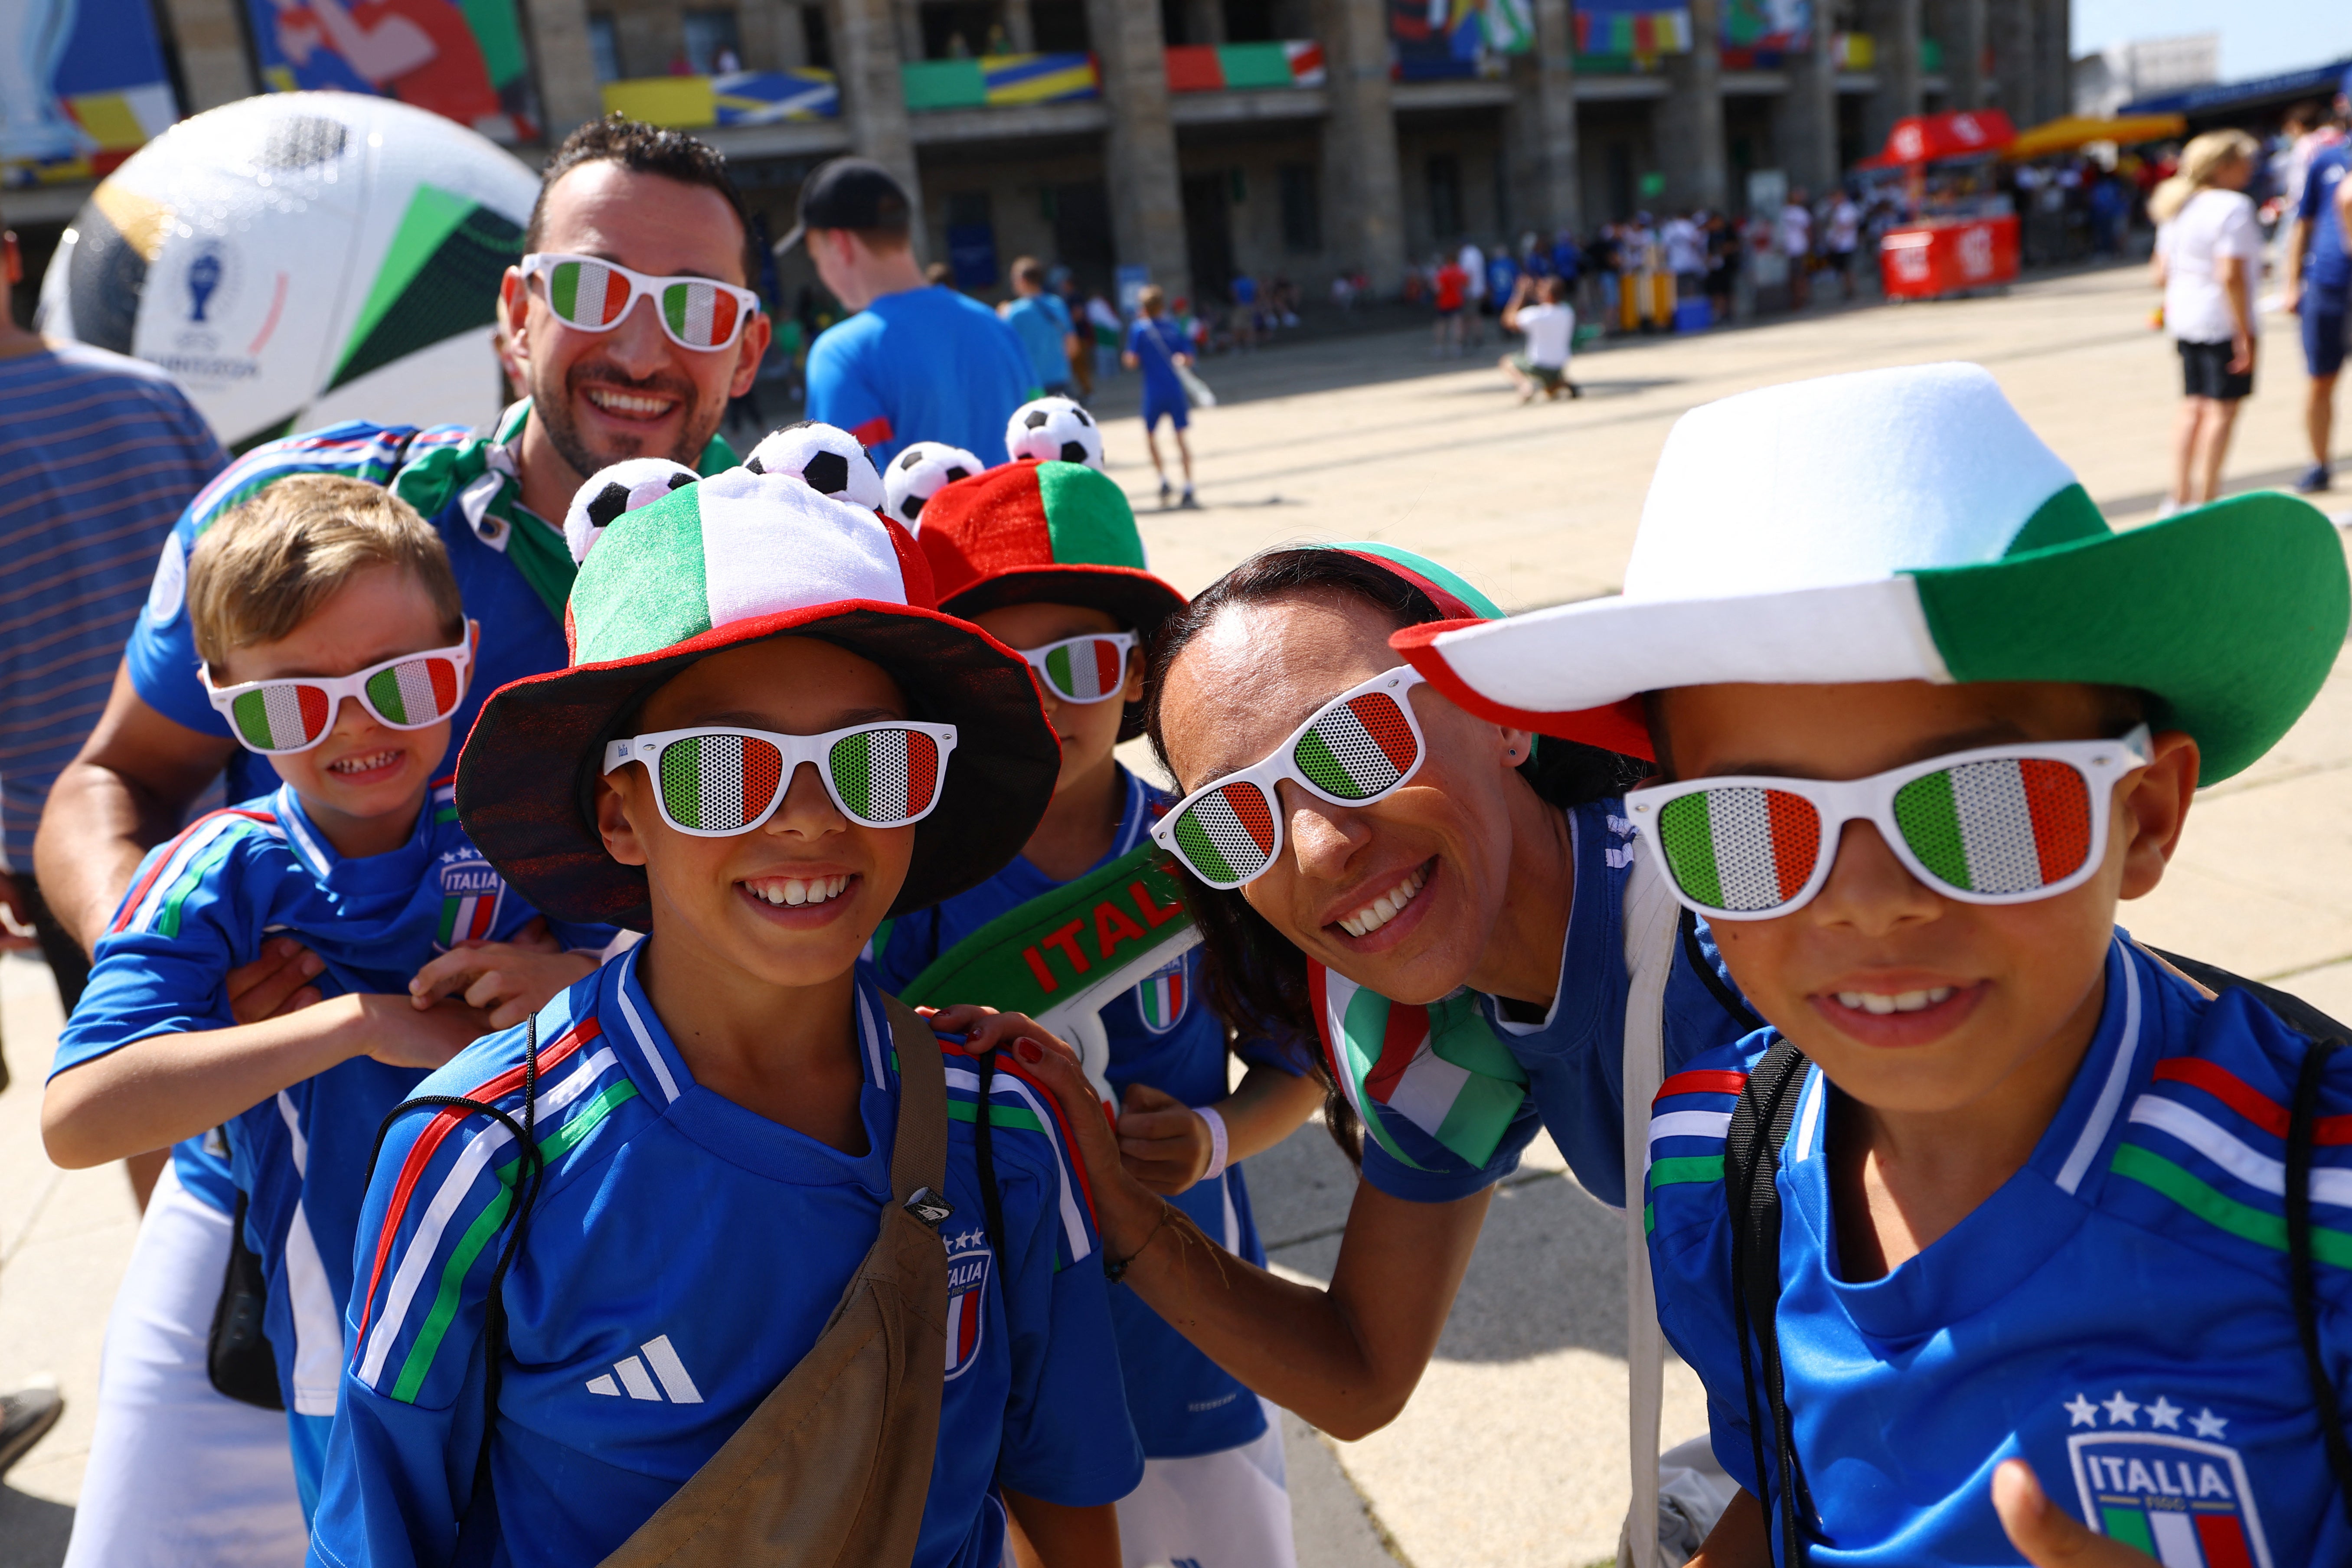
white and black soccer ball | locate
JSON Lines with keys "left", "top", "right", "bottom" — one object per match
{"left": 1005, "top": 396, "right": 1103, "bottom": 470}
{"left": 564, "top": 457, "right": 700, "bottom": 565}
{"left": 882, "top": 441, "right": 984, "bottom": 530}
{"left": 743, "top": 421, "right": 886, "bottom": 512}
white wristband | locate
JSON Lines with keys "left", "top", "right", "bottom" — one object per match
{"left": 1197, "top": 1105, "right": 1230, "bottom": 1183}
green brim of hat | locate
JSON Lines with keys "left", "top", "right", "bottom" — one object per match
{"left": 457, "top": 602, "right": 1062, "bottom": 930}
{"left": 1397, "top": 490, "right": 2349, "bottom": 784}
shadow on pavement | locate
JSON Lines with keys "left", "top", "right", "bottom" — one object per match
{"left": 0, "top": 1484, "right": 72, "bottom": 1567}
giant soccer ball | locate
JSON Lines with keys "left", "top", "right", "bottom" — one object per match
{"left": 882, "top": 441, "right": 983, "bottom": 530}
{"left": 37, "top": 94, "right": 537, "bottom": 449}
{"left": 1005, "top": 395, "right": 1103, "bottom": 470}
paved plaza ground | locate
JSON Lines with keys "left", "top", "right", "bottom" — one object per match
{"left": 4, "top": 258, "right": 2349, "bottom": 1565}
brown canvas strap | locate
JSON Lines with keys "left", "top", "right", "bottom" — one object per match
{"left": 596, "top": 996, "right": 952, "bottom": 1568}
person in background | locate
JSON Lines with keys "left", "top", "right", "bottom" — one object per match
{"left": 1229, "top": 271, "right": 1260, "bottom": 352}
{"left": 1662, "top": 210, "right": 1706, "bottom": 307}
{"left": 1703, "top": 210, "right": 1738, "bottom": 321}
{"left": 790, "top": 157, "right": 1036, "bottom": 466}
{"left": 2151, "top": 130, "right": 2264, "bottom": 513}
{"left": 1590, "top": 222, "right": 1621, "bottom": 330}
{"left": 1457, "top": 236, "right": 1488, "bottom": 347}
{"left": 1053, "top": 268, "right": 1094, "bottom": 398}
{"left": 1001, "top": 255, "right": 1079, "bottom": 400}
{"left": 1823, "top": 186, "right": 1862, "bottom": 301}
{"left": 1498, "top": 274, "right": 1579, "bottom": 403}
{"left": 0, "top": 183, "right": 226, "bottom": 1497}
{"left": 1779, "top": 188, "right": 1813, "bottom": 308}
{"left": 1087, "top": 291, "right": 1124, "bottom": 379}
{"left": 1431, "top": 251, "right": 1468, "bottom": 357}
{"left": 1123, "top": 284, "right": 1197, "bottom": 509}
{"left": 2281, "top": 72, "right": 2352, "bottom": 496}
{"left": 1483, "top": 245, "right": 1519, "bottom": 325}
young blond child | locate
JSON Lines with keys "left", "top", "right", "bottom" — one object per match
{"left": 46, "top": 474, "right": 610, "bottom": 1514}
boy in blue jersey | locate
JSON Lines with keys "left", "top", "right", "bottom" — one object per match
{"left": 895, "top": 460, "right": 1322, "bottom": 1564}
{"left": 43, "top": 474, "right": 614, "bottom": 1513}
{"left": 1122, "top": 286, "right": 1198, "bottom": 510}
{"left": 1395, "top": 363, "right": 2352, "bottom": 1567}
{"left": 315, "top": 463, "right": 1141, "bottom": 1566}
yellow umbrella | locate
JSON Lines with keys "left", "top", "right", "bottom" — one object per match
{"left": 2006, "top": 113, "right": 2188, "bottom": 160}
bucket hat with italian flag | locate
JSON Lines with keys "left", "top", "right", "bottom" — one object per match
{"left": 456, "top": 467, "right": 1062, "bottom": 930}
{"left": 915, "top": 459, "right": 1189, "bottom": 739}
{"left": 1392, "top": 362, "right": 2349, "bottom": 783}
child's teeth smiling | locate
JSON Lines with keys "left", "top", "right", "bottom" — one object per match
{"left": 327, "top": 749, "right": 401, "bottom": 775}
{"left": 745, "top": 874, "right": 850, "bottom": 908}
{"left": 1337, "top": 866, "right": 1428, "bottom": 938}
{"left": 1834, "top": 987, "right": 1956, "bottom": 1016}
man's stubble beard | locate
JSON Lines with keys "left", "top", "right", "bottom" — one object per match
{"left": 531, "top": 356, "right": 717, "bottom": 487}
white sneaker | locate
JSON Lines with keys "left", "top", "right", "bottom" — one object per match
{"left": 2155, "top": 497, "right": 2185, "bottom": 519}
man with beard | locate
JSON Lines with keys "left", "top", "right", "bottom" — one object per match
{"left": 31, "top": 116, "right": 766, "bottom": 1568}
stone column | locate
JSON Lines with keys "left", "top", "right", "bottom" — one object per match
{"left": 898, "top": 0, "right": 927, "bottom": 60}
{"left": 2034, "top": 0, "right": 2067, "bottom": 123}
{"left": 1312, "top": 0, "right": 1406, "bottom": 290}
{"left": 1773, "top": 32, "right": 1839, "bottom": 198}
{"left": 1863, "top": 0, "right": 1921, "bottom": 152}
{"left": 1001, "top": 0, "right": 1035, "bottom": 52}
{"left": 1654, "top": 0, "right": 1725, "bottom": 212}
{"left": 1506, "top": 0, "right": 1579, "bottom": 235}
{"left": 1943, "top": 0, "right": 1985, "bottom": 109}
{"left": 830, "top": 0, "right": 926, "bottom": 250}
{"left": 1182, "top": 0, "right": 1223, "bottom": 45}
{"left": 1083, "top": 0, "right": 1191, "bottom": 297}
{"left": 775, "top": 1, "right": 811, "bottom": 67}
{"left": 1989, "top": 0, "right": 2035, "bottom": 123}
{"left": 157, "top": 0, "right": 255, "bottom": 110}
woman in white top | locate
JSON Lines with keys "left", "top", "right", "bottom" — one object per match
{"left": 2150, "top": 130, "right": 2263, "bottom": 513}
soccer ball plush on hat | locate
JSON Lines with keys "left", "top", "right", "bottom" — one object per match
{"left": 883, "top": 441, "right": 985, "bottom": 529}
{"left": 1006, "top": 396, "right": 1104, "bottom": 470}
{"left": 743, "top": 421, "right": 887, "bottom": 512}
{"left": 563, "top": 457, "right": 699, "bottom": 565}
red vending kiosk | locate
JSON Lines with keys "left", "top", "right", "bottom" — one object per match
{"left": 1866, "top": 110, "right": 2022, "bottom": 301}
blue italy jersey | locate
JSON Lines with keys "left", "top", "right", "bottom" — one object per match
{"left": 314, "top": 951, "right": 1142, "bottom": 1568}
{"left": 1356, "top": 799, "right": 1756, "bottom": 1208}
{"left": 2300, "top": 142, "right": 2349, "bottom": 294}
{"left": 1646, "top": 937, "right": 2352, "bottom": 1566}
{"left": 123, "top": 402, "right": 735, "bottom": 806}
{"left": 871, "top": 766, "right": 1305, "bottom": 1458}
{"left": 804, "top": 286, "right": 1039, "bottom": 466}
{"left": 54, "top": 780, "right": 609, "bottom": 1508}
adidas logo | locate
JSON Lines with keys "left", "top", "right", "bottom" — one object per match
{"left": 585, "top": 1334, "right": 703, "bottom": 1404}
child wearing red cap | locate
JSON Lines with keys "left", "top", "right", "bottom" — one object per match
{"left": 891, "top": 459, "right": 1322, "bottom": 1566}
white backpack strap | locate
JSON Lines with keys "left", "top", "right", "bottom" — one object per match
{"left": 1617, "top": 839, "right": 1681, "bottom": 1568}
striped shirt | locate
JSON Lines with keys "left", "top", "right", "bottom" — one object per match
{"left": 0, "top": 343, "right": 224, "bottom": 868}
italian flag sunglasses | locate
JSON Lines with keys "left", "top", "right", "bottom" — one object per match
{"left": 1018, "top": 632, "right": 1137, "bottom": 705}
{"left": 1624, "top": 726, "right": 2152, "bottom": 921}
{"left": 1151, "top": 667, "right": 1428, "bottom": 889}
{"left": 520, "top": 253, "right": 763, "bottom": 352}
{"left": 603, "top": 722, "right": 959, "bottom": 836}
{"left": 201, "top": 631, "right": 475, "bottom": 755}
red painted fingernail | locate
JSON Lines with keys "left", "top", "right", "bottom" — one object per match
{"left": 1015, "top": 1038, "right": 1044, "bottom": 1064}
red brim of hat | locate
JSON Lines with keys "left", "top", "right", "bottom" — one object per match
{"left": 1391, "top": 619, "right": 1656, "bottom": 760}
{"left": 456, "top": 600, "right": 1062, "bottom": 931}
{"left": 939, "top": 564, "right": 1189, "bottom": 742}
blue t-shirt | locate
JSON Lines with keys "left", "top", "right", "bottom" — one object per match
{"left": 2299, "top": 142, "right": 2349, "bottom": 294}
{"left": 314, "top": 951, "right": 1142, "bottom": 1568}
{"left": 1646, "top": 937, "right": 2352, "bottom": 1565}
{"left": 1003, "top": 293, "right": 1075, "bottom": 389}
{"left": 806, "top": 286, "right": 1040, "bottom": 467}
{"left": 0, "top": 343, "right": 224, "bottom": 868}
{"left": 1357, "top": 800, "right": 1757, "bottom": 1209}
{"left": 872, "top": 766, "right": 1304, "bottom": 1459}
{"left": 53, "top": 780, "right": 611, "bottom": 1508}
{"left": 1486, "top": 254, "right": 1520, "bottom": 302}
{"left": 1126, "top": 318, "right": 1190, "bottom": 404}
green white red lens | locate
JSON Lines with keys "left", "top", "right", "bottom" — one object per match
{"left": 361, "top": 657, "right": 462, "bottom": 727}
{"left": 659, "top": 733, "right": 786, "bottom": 833}
{"left": 827, "top": 727, "right": 942, "bottom": 825}
{"left": 658, "top": 281, "right": 742, "bottom": 350}
{"left": 1292, "top": 691, "right": 1419, "bottom": 801}
{"left": 1036, "top": 636, "right": 1128, "bottom": 703}
{"left": 231, "top": 684, "right": 331, "bottom": 752}
{"left": 1892, "top": 758, "right": 2091, "bottom": 894}
{"left": 1171, "top": 782, "right": 1277, "bottom": 885}
{"left": 1656, "top": 787, "right": 1823, "bottom": 913}
{"left": 548, "top": 259, "right": 630, "bottom": 327}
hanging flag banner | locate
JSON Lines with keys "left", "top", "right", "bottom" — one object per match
{"left": 1718, "top": 0, "right": 1810, "bottom": 67}
{"left": 1391, "top": 0, "right": 1535, "bottom": 82}
{"left": 245, "top": 0, "right": 542, "bottom": 143}
{"left": 0, "top": 0, "right": 180, "bottom": 186}
{"left": 1571, "top": 0, "right": 1694, "bottom": 57}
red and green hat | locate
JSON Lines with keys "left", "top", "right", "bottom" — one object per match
{"left": 917, "top": 459, "right": 1189, "bottom": 740}
{"left": 457, "top": 467, "right": 1062, "bottom": 929}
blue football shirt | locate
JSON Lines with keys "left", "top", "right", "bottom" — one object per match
{"left": 1126, "top": 318, "right": 1190, "bottom": 405}
{"left": 872, "top": 766, "right": 1306, "bottom": 1458}
{"left": 1003, "top": 293, "right": 1075, "bottom": 390}
{"left": 805, "top": 285, "right": 1041, "bottom": 467}
{"left": 54, "top": 779, "right": 611, "bottom": 1512}
{"left": 1355, "top": 800, "right": 1758, "bottom": 1209}
{"left": 1646, "top": 937, "right": 2352, "bottom": 1565}
{"left": 2299, "top": 142, "right": 2349, "bottom": 294}
{"left": 313, "top": 951, "right": 1143, "bottom": 1568}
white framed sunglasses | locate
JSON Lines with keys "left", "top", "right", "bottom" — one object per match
{"left": 1151, "top": 667, "right": 1428, "bottom": 889}
{"left": 604, "top": 722, "right": 958, "bottom": 836}
{"left": 1624, "top": 726, "right": 2152, "bottom": 921}
{"left": 520, "top": 253, "right": 762, "bottom": 351}
{"left": 1018, "top": 632, "right": 1137, "bottom": 705}
{"left": 201, "top": 630, "right": 476, "bottom": 755}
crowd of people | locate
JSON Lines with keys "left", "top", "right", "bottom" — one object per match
{"left": 1, "top": 106, "right": 2350, "bottom": 1568}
